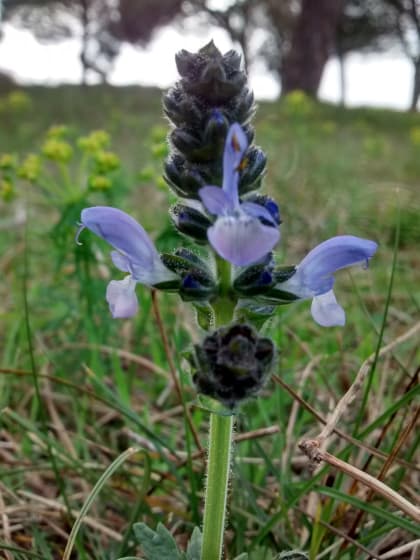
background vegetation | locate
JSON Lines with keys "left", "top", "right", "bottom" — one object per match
{"left": 0, "top": 85, "right": 419, "bottom": 559}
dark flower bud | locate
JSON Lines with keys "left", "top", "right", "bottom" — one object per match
{"left": 170, "top": 128, "right": 201, "bottom": 155}
{"left": 191, "top": 323, "right": 276, "bottom": 409}
{"left": 163, "top": 87, "right": 203, "bottom": 128}
{"left": 230, "top": 88, "right": 256, "bottom": 123}
{"left": 202, "top": 110, "right": 229, "bottom": 155}
{"left": 160, "top": 249, "right": 216, "bottom": 302}
{"left": 169, "top": 110, "right": 229, "bottom": 164}
{"left": 176, "top": 41, "right": 247, "bottom": 104}
{"left": 259, "top": 266, "right": 300, "bottom": 304}
{"left": 169, "top": 203, "right": 212, "bottom": 243}
{"left": 273, "top": 266, "right": 297, "bottom": 283}
{"left": 164, "top": 155, "right": 209, "bottom": 198}
{"left": 233, "top": 260, "right": 275, "bottom": 296}
{"left": 238, "top": 147, "right": 267, "bottom": 195}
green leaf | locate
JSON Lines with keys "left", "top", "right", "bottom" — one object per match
{"left": 316, "top": 486, "right": 420, "bottom": 537}
{"left": 235, "top": 299, "right": 276, "bottom": 329}
{"left": 233, "top": 554, "right": 249, "bottom": 560}
{"left": 186, "top": 526, "right": 202, "bottom": 560}
{"left": 193, "top": 302, "right": 215, "bottom": 331}
{"left": 133, "top": 522, "right": 182, "bottom": 560}
{"left": 195, "top": 394, "right": 235, "bottom": 416}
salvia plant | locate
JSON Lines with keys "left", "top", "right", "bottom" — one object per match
{"left": 77, "top": 42, "right": 377, "bottom": 560}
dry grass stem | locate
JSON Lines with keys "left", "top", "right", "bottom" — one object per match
{"left": 293, "top": 506, "right": 381, "bottom": 559}
{"left": 63, "top": 342, "right": 170, "bottom": 377}
{"left": 299, "top": 440, "right": 420, "bottom": 523}
{"left": 317, "top": 321, "right": 420, "bottom": 444}
{"left": 282, "top": 355, "right": 322, "bottom": 471}
{"left": 272, "top": 374, "right": 420, "bottom": 472}
{"left": 17, "top": 490, "right": 123, "bottom": 541}
{"left": 151, "top": 289, "right": 203, "bottom": 454}
{"left": 378, "top": 538, "right": 420, "bottom": 559}
{"left": 0, "top": 490, "right": 13, "bottom": 560}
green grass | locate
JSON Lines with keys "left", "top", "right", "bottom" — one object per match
{"left": 0, "top": 85, "right": 419, "bottom": 559}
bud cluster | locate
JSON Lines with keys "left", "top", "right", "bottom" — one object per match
{"left": 163, "top": 41, "right": 267, "bottom": 242}
{"left": 191, "top": 323, "right": 275, "bottom": 409}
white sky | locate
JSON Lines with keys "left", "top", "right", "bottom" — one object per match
{"left": 0, "top": 22, "right": 413, "bottom": 110}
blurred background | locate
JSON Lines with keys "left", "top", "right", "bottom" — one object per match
{"left": 0, "top": 0, "right": 419, "bottom": 110}
{"left": 0, "top": 3, "right": 419, "bottom": 557}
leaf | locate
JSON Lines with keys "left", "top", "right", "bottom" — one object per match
{"left": 235, "top": 299, "right": 275, "bottom": 329}
{"left": 186, "top": 526, "right": 202, "bottom": 560}
{"left": 195, "top": 393, "right": 235, "bottom": 416}
{"left": 233, "top": 554, "right": 249, "bottom": 559}
{"left": 316, "top": 486, "right": 420, "bottom": 537}
{"left": 193, "top": 302, "right": 215, "bottom": 331}
{"left": 133, "top": 522, "right": 182, "bottom": 560}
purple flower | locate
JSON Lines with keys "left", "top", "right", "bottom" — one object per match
{"left": 78, "top": 206, "right": 178, "bottom": 318}
{"left": 199, "top": 123, "right": 280, "bottom": 266}
{"left": 279, "top": 235, "right": 378, "bottom": 327}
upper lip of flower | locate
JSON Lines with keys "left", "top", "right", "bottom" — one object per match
{"left": 273, "top": 235, "right": 378, "bottom": 327}
{"left": 198, "top": 123, "right": 280, "bottom": 266}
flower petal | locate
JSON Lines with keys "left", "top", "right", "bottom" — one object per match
{"left": 208, "top": 214, "right": 280, "bottom": 266}
{"left": 81, "top": 206, "right": 157, "bottom": 268}
{"left": 106, "top": 276, "right": 138, "bottom": 318}
{"left": 222, "top": 123, "right": 248, "bottom": 206}
{"left": 199, "top": 185, "right": 232, "bottom": 215}
{"left": 111, "top": 250, "right": 131, "bottom": 272}
{"left": 311, "top": 290, "right": 345, "bottom": 327}
{"left": 241, "top": 201, "right": 278, "bottom": 226}
{"left": 299, "top": 236, "right": 378, "bottom": 292}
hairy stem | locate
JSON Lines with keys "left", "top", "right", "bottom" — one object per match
{"left": 201, "top": 413, "right": 234, "bottom": 559}
{"left": 201, "top": 256, "right": 235, "bottom": 559}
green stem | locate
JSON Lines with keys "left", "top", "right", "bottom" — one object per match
{"left": 201, "top": 412, "right": 234, "bottom": 560}
{"left": 201, "top": 255, "right": 235, "bottom": 559}
{"left": 212, "top": 256, "right": 236, "bottom": 324}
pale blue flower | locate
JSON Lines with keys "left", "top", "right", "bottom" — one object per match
{"left": 279, "top": 235, "right": 378, "bottom": 327}
{"left": 78, "top": 206, "right": 178, "bottom": 318}
{"left": 199, "top": 123, "right": 280, "bottom": 266}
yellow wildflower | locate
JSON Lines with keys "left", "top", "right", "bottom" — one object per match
{"left": 47, "top": 125, "right": 70, "bottom": 139}
{"left": 1, "top": 179, "right": 14, "bottom": 201}
{"left": 77, "top": 130, "right": 110, "bottom": 153}
{"left": 0, "top": 153, "right": 17, "bottom": 170}
{"left": 17, "top": 154, "right": 42, "bottom": 182}
{"left": 94, "top": 150, "right": 120, "bottom": 173}
{"left": 42, "top": 138, "right": 73, "bottom": 162}
{"left": 89, "top": 175, "right": 112, "bottom": 190}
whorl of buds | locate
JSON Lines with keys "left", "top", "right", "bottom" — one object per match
{"left": 162, "top": 41, "right": 267, "bottom": 234}
{"left": 191, "top": 323, "right": 275, "bottom": 409}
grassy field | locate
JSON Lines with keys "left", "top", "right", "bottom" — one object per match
{"left": 0, "top": 85, "right": 419, "bottom": 559}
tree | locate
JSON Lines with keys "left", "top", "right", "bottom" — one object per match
{"left": 281, "top": 0, "right": 345, "bottom": 96}
{"left": 1, "top": 0, "right": 184, "bottom": 84}
{"left": 384, "top": 0, "right": 420, "bottom": 110}
{"left": 335, "top": 0, "right": 420, "bottom": 110}
{"left": 2, "top": 0, "right": 120, "bottom": 83}
{"left": 335, "top": 0, "right": 397, "bottom": 104}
